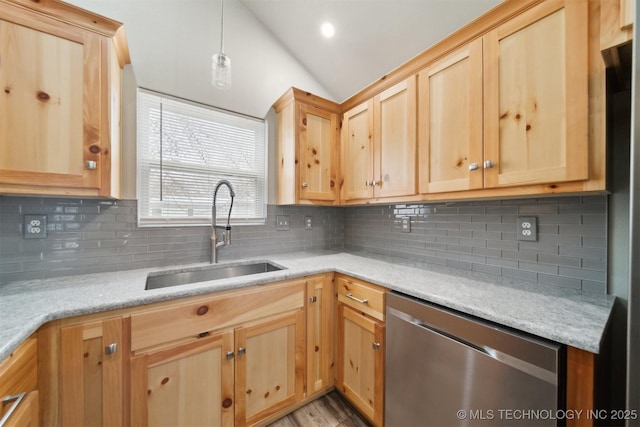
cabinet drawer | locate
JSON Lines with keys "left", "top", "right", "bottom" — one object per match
{"left": 131, "top": 279, "right": 305, "bottom": 351}
{"left": 336, "top": 275, "right": 387, "bottom": 321}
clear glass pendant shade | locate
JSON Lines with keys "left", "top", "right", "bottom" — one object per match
{"left": 212, "top": 52, "right": 231, "bottom": 89}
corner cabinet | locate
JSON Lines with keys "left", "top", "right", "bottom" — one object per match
{"left": 335, "top": 275, "right": 386, "bottom": 427}
{"left": 341, "top": 77, "right": 417, "bottom": 203}
{"left": 274, "top": 88, "right": 341, "bottom": 205}
{"left": 0, "top": 0, "right": 130, "bottom": 197}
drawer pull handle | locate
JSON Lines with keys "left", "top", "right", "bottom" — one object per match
{"left": 0, "top": 392, "right": 26, "bottom": 427}
{"left": 346, "top": 293, "right": 368, "bottom": 305}
{"left": 196, "top": 305, "right": 209, "bottom": 316}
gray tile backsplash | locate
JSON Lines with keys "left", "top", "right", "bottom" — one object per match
{"left": 0, "top": 197, "right": 343, "bottom": 284}
{"left": 0, "top": 195, "right": 607, "bottom": 293}
{"left": 343, "top": 195, "right": 608, "bottom": 292}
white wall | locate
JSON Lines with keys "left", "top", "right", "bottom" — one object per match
{"left": 67, "top": 0, "right": 329, "bottom": 199}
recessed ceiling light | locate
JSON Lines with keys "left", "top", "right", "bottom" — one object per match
{"left": 321, "top": 22, "right": 335, "bottom": 39}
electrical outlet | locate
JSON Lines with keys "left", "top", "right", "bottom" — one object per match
{"left": 304, "top": 216, "right": 313, "bottom": 230}
{"left": 401, "top": 217, "right": 411, "bottom": 233}
{"left": 517, "top": 216, "right": 537, "bottom": 242}
{"left": 24, "top": 214, "right": 47, "bottom": 239}
{"left": 276, "top": 215, "right": 290, "bottom": 231}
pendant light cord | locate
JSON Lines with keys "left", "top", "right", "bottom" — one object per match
{"left": 219, "top": 0, "right": 225, "bottom": 54}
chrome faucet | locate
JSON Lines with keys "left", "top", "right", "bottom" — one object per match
{"left": 211, "top": 179, "right": 235, "bottom": 263}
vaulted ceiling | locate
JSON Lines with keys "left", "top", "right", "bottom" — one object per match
{"left": 67, "top": 0, "right": 501, "bottom": 118}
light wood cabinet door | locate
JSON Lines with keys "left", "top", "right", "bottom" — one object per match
{"left": 337, "top": 304, "right": 385, "bottom": 427}
{"left": 483, "top": 0, "right": 589, "bottom": 188}
{"left": 0, "top": 2, "right": 127, "bottom": 197}
{"left": 418, "top": 39, "right": 483, "bottom": 193}
{"left": 306, "top": 274, "right": 335, "bottom": 397}
{"left": 60, "top": 317, "right": 125, "bottom": 427}
{"left": 341, "top": 100, "right": 374, "bottom": 201}
{"left": 130, "top": 331, "right": 235, "bottom": 427}
{"left": 274, "top": 88, "right": 340, "bottom": 205}
{"left": 299, "top": 104, "right": 339, "bottom": 201}
{"left": 235, "top": 309, "right": 305, "bottom": 427}
{"left": 373, "top": 76, "right": 417, "bottom": 198}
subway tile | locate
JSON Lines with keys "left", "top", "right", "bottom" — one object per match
{"left": 472, "top": 263, "right": 502, "bottom": 276}
{"left": 538, "top": 273, "right": 581, "bottom": 289}
{"left": 502, "top": 268, "right": 537, "bottom": 282}
{"left": 538, "top": 253, "right": 581, "bottom": 268}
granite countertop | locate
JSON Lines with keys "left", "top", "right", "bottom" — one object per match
{"left": 0, "top": 251, "right": 615, "bottom": 360}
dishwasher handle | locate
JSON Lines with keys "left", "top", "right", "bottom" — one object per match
{"left": 390, "top": 307, "right": 558, "bottom": 386}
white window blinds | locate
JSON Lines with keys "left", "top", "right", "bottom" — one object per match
{"left": 137, "top": 89, "right": 267, "bottom": 226}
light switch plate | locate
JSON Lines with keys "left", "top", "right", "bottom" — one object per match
{"left": 24, "top": 214, "right": 47, "bottom": 239}
{"left": 517, "top": 216, "right": 537, "bottom": 242}
{"left": 276, "top": 215, "right": 290, "bottom": 231}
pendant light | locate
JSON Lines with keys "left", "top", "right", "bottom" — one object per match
{"left": 212, "top": 0, "right": 231, "bottom": 89}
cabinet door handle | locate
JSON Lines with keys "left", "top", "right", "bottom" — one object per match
{"left": 226, "top": 351, "right": 235, "bottom": 360}
{"left": 372, "top": 180, "right": 380, "bottom": 187}
{"left": 0, "top": 392, "right": 26, "bottom": 427}
{"left": 302, "top": 182, "right": 308, "bottom": 188}
{"left": 85, "top": 160, "right": 97, "bottom": 170}
{"left": 309, "top": 296, "right": 317, "bottom": 303}
{"left": 105, "top": 343, "right": 118, "bottom": 355}
{"left": 372, "top": 342, "right": 381, "bottom": 351}
{"left": 469, "top": 162, "right": 479, "bottom": 171}
{"left": 365, "top": 180, "right": 371, "bottom": 186}
{"left": 238, "top": 347, "right": 246, "bottom": 356}
{"left": 346, "top": 293, "right": 368, "bottom": 305}
{"left": 483, "top": 160, "right": 495, "bottom": 169}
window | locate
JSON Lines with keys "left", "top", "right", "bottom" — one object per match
{"left": 137, "top": 89, "right": 267, "bottom": 226}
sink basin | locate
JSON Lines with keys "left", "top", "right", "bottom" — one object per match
{"left": 145, "top": 262, "right": 284, "bottom": 290}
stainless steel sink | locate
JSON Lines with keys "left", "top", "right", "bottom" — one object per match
{"left": 145, "top": 262, "right": 284, "bottom": 290}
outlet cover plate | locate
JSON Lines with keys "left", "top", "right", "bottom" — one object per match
{"left": 24, "top": 214, "right": 47, "bottom": 239}
{"left": 516, "top": 216, "right": 537, "bottom": 242}
{"left": 401, "top": 217, "right": 411, "bottom": 233}
{"left": 304, "top": 216, "right": 313, "bottom": 230}
{"left": 276, "top": 215, "right": 290, "bottom": 231}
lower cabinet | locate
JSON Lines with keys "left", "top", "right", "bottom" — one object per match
{"left": 235, "top": 310, "right": 305, "bottom": 426}
{"left": 335, "top": 275, "right": 387, "bottom": 427}
{"left": 0, "top": 337, "right": 39, "bottom": 427}
{"left": 59, "top": 316, "right": 126, "bottom": 427}
{"left": 306, "top": 274, "right": 335, "bottom": 397}
{"left": 130, "top": 330, "right": 235, "bottom": 426}
{"left": 128, "top": 278, "right": 308, "bottom": 427}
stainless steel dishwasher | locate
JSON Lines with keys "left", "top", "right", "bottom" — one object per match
{"left": 386, "top": 291, "right": 564, "bottom": 427}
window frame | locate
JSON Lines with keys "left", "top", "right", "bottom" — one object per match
{"left": 136, "top": 88, "right": 268, "bottom": 227}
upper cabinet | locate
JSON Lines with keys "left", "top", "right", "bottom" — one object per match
{"left": 341, "top": 77, "right": 417, "bottom": 203}
{"left": 418, "top": 39, "right": 483, "bottom": 194}
{"left": 281, "top": 0, "right": 607, "bottom": 206}
{"left": 0, "top": 0, "right": 130, "bottom": 198}
{"left": 420, "top": 0, "right": 589, "bottom": 194}
{"left": 273, "top": 88, "right": 340, "bottom": 205}
{"left": 483, "top": 0, "right": 589, "bottom": 188}
{"left": 601, "top": 0, "right": 633, "bottom": 55}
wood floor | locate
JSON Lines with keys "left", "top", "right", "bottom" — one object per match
{"left": 268, "top": 391, "right": 371, "bottom": 427}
